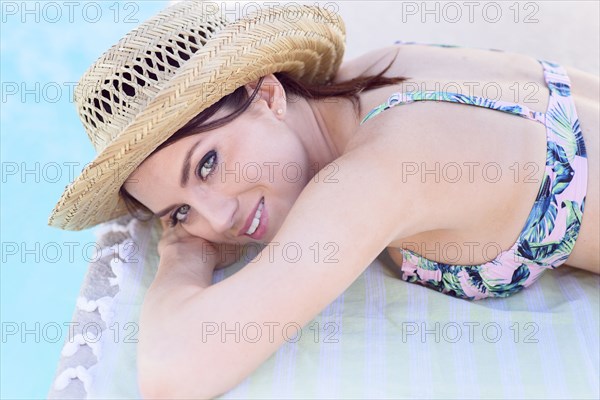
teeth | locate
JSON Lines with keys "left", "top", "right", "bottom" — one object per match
{"left": 246, "top": 199, "right": 264, "bottom": 236}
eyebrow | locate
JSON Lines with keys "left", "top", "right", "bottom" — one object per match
{"left": 154, "top": 138, "right": 204, "bottom": 219}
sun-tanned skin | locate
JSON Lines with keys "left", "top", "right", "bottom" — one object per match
{"left": 124, "top": 44, "right": 599, "bottom": 398}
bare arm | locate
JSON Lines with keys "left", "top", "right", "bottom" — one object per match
{"left": 137, "top": 139, "right": 432, "bottom": 399}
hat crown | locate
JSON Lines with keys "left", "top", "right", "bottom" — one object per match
{"left": 74, "top": 1, "right": 228, "bottom": 154}
{"left": 49, "top": 0, "right": 346, "bottom": 231}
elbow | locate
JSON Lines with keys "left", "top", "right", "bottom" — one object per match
{"left": 138, "top": 357, "right": 229, "bottom": 399}
{"left": 136, "top": 303, "right": 230, "bottom": 398}
{"left": 136, "top": 289, "right": 253, "bottom": 398}
{"left": 138, "top": 366, "right": 177, "bottom": 400}
{"left": 138, "top": 369, "right": 160, "bottom": 399}
{"left": 138, "top": 369, "right": 224, "bottom": 400}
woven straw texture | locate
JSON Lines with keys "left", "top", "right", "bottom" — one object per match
{"left": 47, "top": 0, "right": 346, "bottom": 231}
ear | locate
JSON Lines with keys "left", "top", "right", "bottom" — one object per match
{"left": 243, "top": 74, "right": 287, "bottom": 118}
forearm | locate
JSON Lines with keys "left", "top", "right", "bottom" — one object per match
{"left": 138, "top": 253, "right": 216, "bottom": 399}
{"left": 141, "top": 242, "right": 375, "bottom": 399}
{"left": 141, "top": 270, "right": 303, "bottom": 398}
{"left": 140, "top": 151, "right": 409, "bottom": 399}
{"left": 154, "top": 251, "right": 216, "bottom": 294}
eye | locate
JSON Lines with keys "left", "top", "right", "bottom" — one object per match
{"left": 168, "top": 204, "right": 190, "bottom": 227}
{"left": 198, "top": 150, "right": 217, "bottom": 180}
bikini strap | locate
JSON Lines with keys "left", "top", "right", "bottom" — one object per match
{"left": 360, "top": 90, "right": 547, "bottom": 126}
{"left": 393, "top": 40, "right": 505, "bottom": 53}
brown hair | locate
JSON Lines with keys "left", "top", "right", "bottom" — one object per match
{"left": 120, "top": 49, "right": 407, "bottom": 220}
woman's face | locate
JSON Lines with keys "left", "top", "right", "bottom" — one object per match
{"left": 123, "top": 75, "right": 313, "bottom": 245}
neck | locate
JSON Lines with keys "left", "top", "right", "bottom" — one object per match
{"left": 285, "top": 96, "right": 359, "bottom": 177}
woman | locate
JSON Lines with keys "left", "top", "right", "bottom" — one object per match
{"left": 47, "top": 1, "right": 599, "bottom": 398}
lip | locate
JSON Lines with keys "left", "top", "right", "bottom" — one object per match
{"left": 238, "top": 197, "right": 267, "bottom": 239}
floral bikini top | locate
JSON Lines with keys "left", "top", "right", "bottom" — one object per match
{"left": 360, "top": 40, "right": 587, "bottom": 300}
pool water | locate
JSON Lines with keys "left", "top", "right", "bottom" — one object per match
{"left": 1, "top": 2, "right": 167, "bottom": 398}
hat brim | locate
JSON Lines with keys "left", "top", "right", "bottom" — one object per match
{"left": 48, "top": 5, "right": 346, "bottom": 231}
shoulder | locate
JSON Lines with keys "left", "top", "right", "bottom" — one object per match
{"left": 564, "top": 65, "right": 600, "bottom": 103}
{"left": 344, "top": 90, "right": 437, "bottom": 155}
{"left": 343, "top": 99, "right": 470, "bottom": 235}
{"left": 334, "top": 44, "right": 402, "bottom": 83}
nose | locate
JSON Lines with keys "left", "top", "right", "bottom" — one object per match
{"left": 193, "top": 191, "right": 238, "bottom": 236}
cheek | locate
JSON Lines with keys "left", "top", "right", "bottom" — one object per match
{"left": 261, "top": 143, "right": 310, "bottom": 192}
{"left": 230, "top": 126, "right": 310, "bottom": 188}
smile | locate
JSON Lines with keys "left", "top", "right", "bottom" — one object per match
{"left": 240, "top": 196, "right": 268, "bottom": 240}
{"left": 246, "top": 198, "right": 264, "bottom": 236}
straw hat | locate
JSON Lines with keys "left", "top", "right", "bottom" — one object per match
{"left": 47, "top": 0, "right": 346, "bottom": 231}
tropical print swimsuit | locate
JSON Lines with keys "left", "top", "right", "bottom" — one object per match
{"left": 360, "top": 40, "right": 588, "bottom": 300}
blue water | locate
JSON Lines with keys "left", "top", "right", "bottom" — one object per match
{"left": 1, "top": 2, "right": 167, "bottom": 398}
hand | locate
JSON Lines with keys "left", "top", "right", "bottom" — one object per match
{"left": 212, "top": 242, "right": 246, "bottom": 270}
{"left": 157, "top": 218, "right": 244, "bottom": 270}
